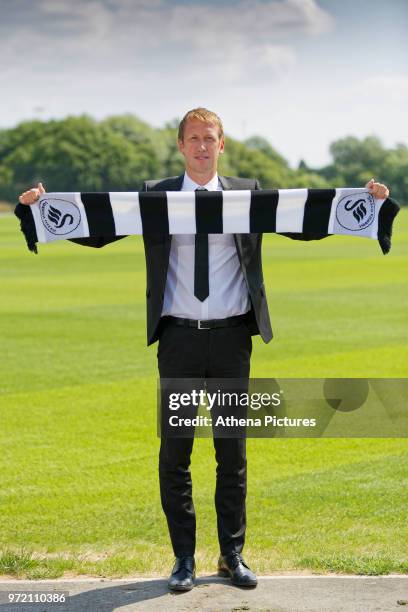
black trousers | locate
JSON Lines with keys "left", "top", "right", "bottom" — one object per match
{"left": 157, "top": 318, "right": 252, "bottom": 557}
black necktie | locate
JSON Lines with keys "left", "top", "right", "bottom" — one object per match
{"left": 194, "top": 187, "right": 209, "bottom": 301}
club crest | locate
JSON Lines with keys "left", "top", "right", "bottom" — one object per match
{"left": 40, "top": 198, "right": 81, "bottom": 235}
{"left": 335, "top": 192, "right": 375, "bottom": 231}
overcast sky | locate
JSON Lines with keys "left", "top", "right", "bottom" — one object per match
{"left": 1, "top": 0, "right": 407, "bottom": 167}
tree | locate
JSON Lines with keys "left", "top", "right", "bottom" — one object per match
{"left": 329, "top": 135, "right": 387, "bottom": 185}
{"left": 0, "top": 118, "right": 405, "bottom": 205}
{"left": 244, "top": 136, "right": 288, "bottom": 166}
{"left": 0, "top": 116, "right": 161, "bottom": 200}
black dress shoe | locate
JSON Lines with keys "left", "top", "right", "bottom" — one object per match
{"left": 168, "top": 555, "right": 196, "bottom": 591}
{"left": 218, "top": 552, "right": 257, "bottom": 587}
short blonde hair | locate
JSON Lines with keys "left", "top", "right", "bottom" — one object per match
{"left": 178, "top": 107, "right": 224, "bottom": 141}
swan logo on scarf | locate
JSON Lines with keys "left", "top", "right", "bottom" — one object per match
{"left": 335, "top": 192, "right": 375, "bottom": 232}
{"left": 40, "top": 199, "right": 81, "bottom": 235}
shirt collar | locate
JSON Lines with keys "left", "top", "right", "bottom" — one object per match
{"left": 182, "top": 171, "right": 219, "bottom": 191}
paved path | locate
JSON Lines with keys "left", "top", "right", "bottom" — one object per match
{"left": 0, "top": 575, "right": 407, "bottom": 611}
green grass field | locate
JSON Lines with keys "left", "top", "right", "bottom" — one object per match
{"left": 0, "top": 210, "right": 407, "bottom": 579}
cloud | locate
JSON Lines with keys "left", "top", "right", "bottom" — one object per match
{"left": 0, "top": 0, "right": 333, "bottom": 81}
{"left": 360, "top": 75, "right": 408, "bottom": 103}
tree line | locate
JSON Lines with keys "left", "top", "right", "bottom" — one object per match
{"left": 0, "top": 115, "right": 406, "bottom": 204}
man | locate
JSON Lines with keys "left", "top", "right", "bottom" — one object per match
{"left": 19, "top": 108, "right": 390, "bottom": 591}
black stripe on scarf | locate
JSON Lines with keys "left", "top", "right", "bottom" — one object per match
{"left": 139, "top": 191, "right": 169, "bottom": 234}
{"left": 196, "top": 190, "right": 223, "bottom": 233}
{"left": 303, "top": 189, "right": 335, "bottom": 234}
{"left": 81, "top": 193, "right": 116, "bottom": 236}
{"left": 250, "top": 190, "right": 279, "bottom": 232}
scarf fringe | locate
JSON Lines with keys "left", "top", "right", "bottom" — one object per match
{"left": 14, "top": 203, "right": 38, "bottom": 254}
{"left": 378, "top": 198, "right": 400, "bottom": 255}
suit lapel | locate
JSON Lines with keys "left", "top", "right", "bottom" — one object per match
{"left": 219, "top": 175, "right": 232, "bottom": 191}
{"left": 167, "top": 175, "right": 185, "bottom": 192}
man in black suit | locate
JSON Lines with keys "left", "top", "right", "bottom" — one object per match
{"left": 18, "top": 108, "right": 390, "bottom": 592}
{"left": 140, "top": 109, "right": 267, "bottom": 590}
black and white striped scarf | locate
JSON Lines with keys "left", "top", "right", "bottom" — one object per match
{"left": 14, "top": 188, "right": 399, "bottom": 254}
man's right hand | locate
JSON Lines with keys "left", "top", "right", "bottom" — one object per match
{"left": 18, "top": 182, "right": 45, "bottom": 205}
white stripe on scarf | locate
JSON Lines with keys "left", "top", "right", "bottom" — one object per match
{"left": 14, "top": 188, "right": 399, "bottom": 255}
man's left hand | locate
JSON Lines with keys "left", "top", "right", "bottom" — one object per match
{"left": 365, "top": 178, "right": 389, "bottom": 199}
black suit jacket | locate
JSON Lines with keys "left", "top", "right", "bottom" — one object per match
{"left": 141, "top": 174, "right": 272, "bottom": 346}
{"left": 71, "top": 174, "right": 329, "bottom": 345}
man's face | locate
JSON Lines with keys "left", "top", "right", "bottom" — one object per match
{"left": 178, "top": 118, "right": 224, "bottom": 178}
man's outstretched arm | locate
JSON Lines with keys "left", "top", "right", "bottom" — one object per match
{"left": 278, "top": 178, "right": 390, "bottom": 241}
{"left": 18, "top": 182, "right": 127, "bottom": 248}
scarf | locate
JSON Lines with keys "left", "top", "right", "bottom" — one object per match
{"left": 14, "top": 188, "right": 399, "bottom": 254}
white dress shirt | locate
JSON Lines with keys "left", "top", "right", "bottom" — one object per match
{"left": 161, "top": 172, "right": 251, "bottom": 320}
